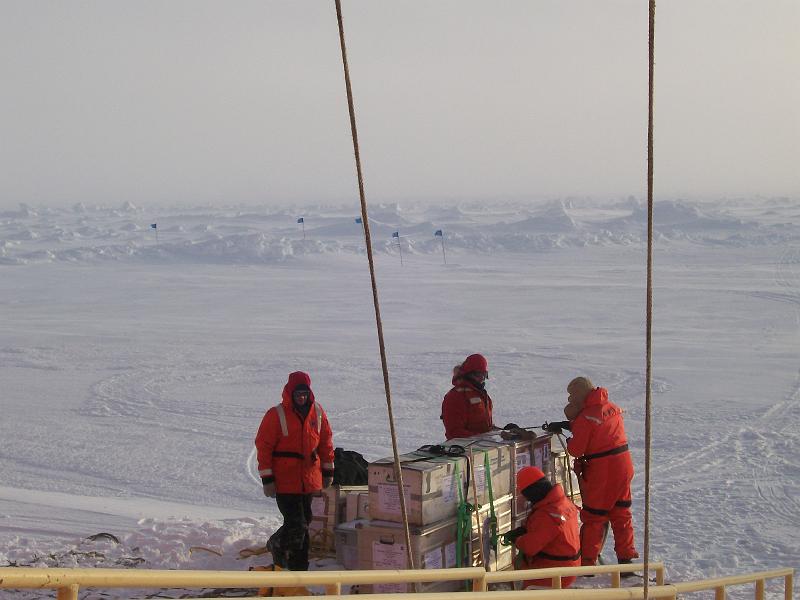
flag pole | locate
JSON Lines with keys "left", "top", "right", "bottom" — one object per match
{"left": 398, "top": 236, "right": 404, "bottom": 266}
{"left": 302, "top": 220, "right": 306, "bottom": 240}
{"left": 440, "top": 234, "right": 446, "bottom": 265}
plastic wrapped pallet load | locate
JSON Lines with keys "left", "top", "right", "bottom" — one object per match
{"left": 354, "top": 494, "right": 514, "bottom": 592}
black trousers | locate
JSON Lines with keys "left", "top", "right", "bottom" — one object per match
{"left": 274, "top": 493, "right": 313, "bottom": 571}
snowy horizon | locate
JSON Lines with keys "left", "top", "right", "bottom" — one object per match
{"left": 1, "top": 198, "right": 798, "bottom": 598}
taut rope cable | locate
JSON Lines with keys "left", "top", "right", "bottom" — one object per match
{"left": 644, "top": 1, "right": 656, "bottom": 598}
{"left": 333, "top": 0, "right": 417, "bottom": 577}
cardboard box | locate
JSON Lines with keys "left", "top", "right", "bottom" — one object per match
{"left": 346, "top": 491, "right": 370, "bottom": 522}
{"left": 356, "top": 494, "right": 514, "bottom": 588}
{"left": 368, "top": 450, "right": 469, "bottom": 526}
{"left": 355, "top": 517, "right": 462, "bottom": 593}
{"left": 469, "top": 493, "right": 514, "bottom": 572}
{"left": 309, "top": 485, "right": 368, "bottom": 553}
{"left": 334, "top": 518, "right": 368, "bottom": 570}
{"left": 551, "top": 450, "right": 581, "bottom": 506}
{"left": 443, "top": 437, "right": 513, "bottom": 505}
{"left": 474, "top": 432, "right": 536, "bottom": 519}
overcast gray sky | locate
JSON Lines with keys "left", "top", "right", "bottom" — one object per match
{"left": 1, "top": 1, "right": 798, "bottom": 210}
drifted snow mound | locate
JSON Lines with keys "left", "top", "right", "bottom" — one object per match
{"left": 0, "top": 200, "right": 794, "bottom": 266}
{"left": 615, "top": 199, "right": 751, "bottom": 232}
{"left": 490, "top": 200, "right": 579, "bottom": 234}
{"left": 4, "top": 233, "right": 347, "bottom": 265}
{"left": 0, "top": 516, "right": 280, "bottom": 573}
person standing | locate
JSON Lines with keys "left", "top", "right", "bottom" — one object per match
{"left": 561, "top": 377, "right": 638, "bottom": 567}
{"left": 255, "top": 371, "right": 334, "bottom": 571}
{"left": 441, "top": 353, "right": 495, "bottom": 440}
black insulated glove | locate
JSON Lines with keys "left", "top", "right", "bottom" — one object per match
{"left": 544, "top": 420, "right": 571, "bottom": 434}
{"left": 501, "top": 526, "right": 527, "bottom": 546}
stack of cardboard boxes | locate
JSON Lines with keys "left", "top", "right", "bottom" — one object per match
{"left": 314, "top": 431, "right": 579, "bottom": 589}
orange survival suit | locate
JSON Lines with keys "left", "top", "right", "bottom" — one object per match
{"left": 512, "top": 466, "right": 581, "bottom": 588}
{"left": 255, "top": 372, "right": 334, "bottom": 494}
{"left": 566, "top": 387, "right": 638, "bottom": 565}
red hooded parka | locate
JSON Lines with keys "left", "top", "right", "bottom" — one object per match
{"left": 441, "top": 374, "right": 493, "bottom": 440}
{"left": 255, "top": 372, "right": 335, "bottom": 494}
{"left": 566, "top": 387, "right": 637, "bottom": 563}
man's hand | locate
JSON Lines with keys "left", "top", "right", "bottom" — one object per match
{"left": 262, "top": 482, "right": 276, "bottom": 498}
{"left": 501, "top": 526, "right": 527, "bottom": 546}
{"left": 544, "top": 420, "right": 571, "bottom": 434}
{"left": 322, "top": 475, "right": 334, "bottom": 489}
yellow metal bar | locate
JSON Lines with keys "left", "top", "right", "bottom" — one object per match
{"left": 611, "top": 572, "right": 621, "bottom": 588}
{"left": 56, "top": 584, "right": 79, "bottom": 600}
{"left": 0, "top": 566, "right": 486, "bottom": 589}
{"left": 786, "top": 572, "right": 793, "bottom": 600}
{"left": 325, "top": 582, "right": 341, "bottom": 595}
{"left": 755, "top": 578, "right": 765, "bottom": 600}
{"left": 656, "top": 566, "right": 665, "bottom": 586}
{"left": 672, "top": 569, "right": 795, "bottom": 593}
{"left": 551, "top": 575, "right": 562, "bottom": 589}
{"left": 715, "top": 585, "right": 726, "bottom": 600}
{"left": 484, "top": 562, "right": 665, "bottom": 583}
{"left": 472, "top": 574, "right": 487, "bottom": 592}
{"left": 184, "top": 589, "right": 682, "bottom": 600}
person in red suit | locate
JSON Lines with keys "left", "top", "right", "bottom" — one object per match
{"left": 554, "top": 376, "right": 639, "bottom": 567}
{"left": 441, "top": 353, "right": 496, "bottom": 439}
{"left": 255, "top": 371, "right": 334, "bottom": 570}
{"left": 505, "top": 466, "right": 581, "bottom": 589}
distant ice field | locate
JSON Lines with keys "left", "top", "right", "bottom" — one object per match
{"left": 0, "top": 199, "right": 797, "bottom": 596}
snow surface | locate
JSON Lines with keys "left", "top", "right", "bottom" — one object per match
{"left": 0, "top": 198, "right": 798, "bottom": 598}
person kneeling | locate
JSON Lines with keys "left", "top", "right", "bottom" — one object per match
{"left": 506, "top": 467, "right": 581, "bottom": 589}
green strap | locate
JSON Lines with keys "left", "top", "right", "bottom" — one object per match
{"left": 454, "top": 460, "right": 474, "bottom": 590}
{"left": 484, "top": 452, "right": 499, "bottom": 553}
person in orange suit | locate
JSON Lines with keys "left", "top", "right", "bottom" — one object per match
{"left": 255, "top": 371, "right": 334, "bottom": 570}
{"left": 504, "top": 466, "right": 581, "bottom": 589}
{"left": 556, "top": 376, "right": 639, "bottom": 567}
{"left": 441, "top": 353, "right": 496, "bottom": 439}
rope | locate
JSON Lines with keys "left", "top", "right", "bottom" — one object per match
{"left": 643, "top": 1, "right": 656, "bottom": 598}
{"left": 333, "top": 0, "right": 416, "bottom": 578}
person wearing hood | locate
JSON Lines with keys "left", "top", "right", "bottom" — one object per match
{"left": 441, "top": 353, "right": 496, "bottom": 440}
{"left": 560, "top": 376, "right": 638, "bottom": 568}
{"left": 255, "top": 371, "right": 335, "bottom": 571}
{"left": 504, "top": 466, "right": 581, "bottom": 589}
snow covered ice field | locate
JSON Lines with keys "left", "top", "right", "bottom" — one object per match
{"left": 0, "top": 198, "right": 798, "bottom": 598}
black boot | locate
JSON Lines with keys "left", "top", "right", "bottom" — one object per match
{"left": 267, "top": 528, "right": 289, "bottom": 569}
{"left": 618, "top": 557, "right": 637, "bottom": 578}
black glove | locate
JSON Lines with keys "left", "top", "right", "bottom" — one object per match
{"left": 501, "top": 526, "right": 527, "bottom": 546}
{"left": 544, "top": 420, "right": 571, "bottom": 434}
{"left": 503, "top": 422, "right": 521, "bottom": 431}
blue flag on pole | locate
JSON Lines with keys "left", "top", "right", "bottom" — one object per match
{"left": 434, "top": 229, "right": 443, "bottom": 237}
{"left": 355, "top": 217, "right": 363, "bottom": 224}
{"left": 150, "top": 223, "right": 157, "bottom": 229}
{"left": 392, "top": 231, "right": 399, "bottom": 238}
{"left": 297, "top": 217, "right": 304, "bottom": 224}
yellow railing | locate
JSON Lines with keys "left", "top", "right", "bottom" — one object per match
{"left": 0, "top": 563, "right": 792, "bottom": 600}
